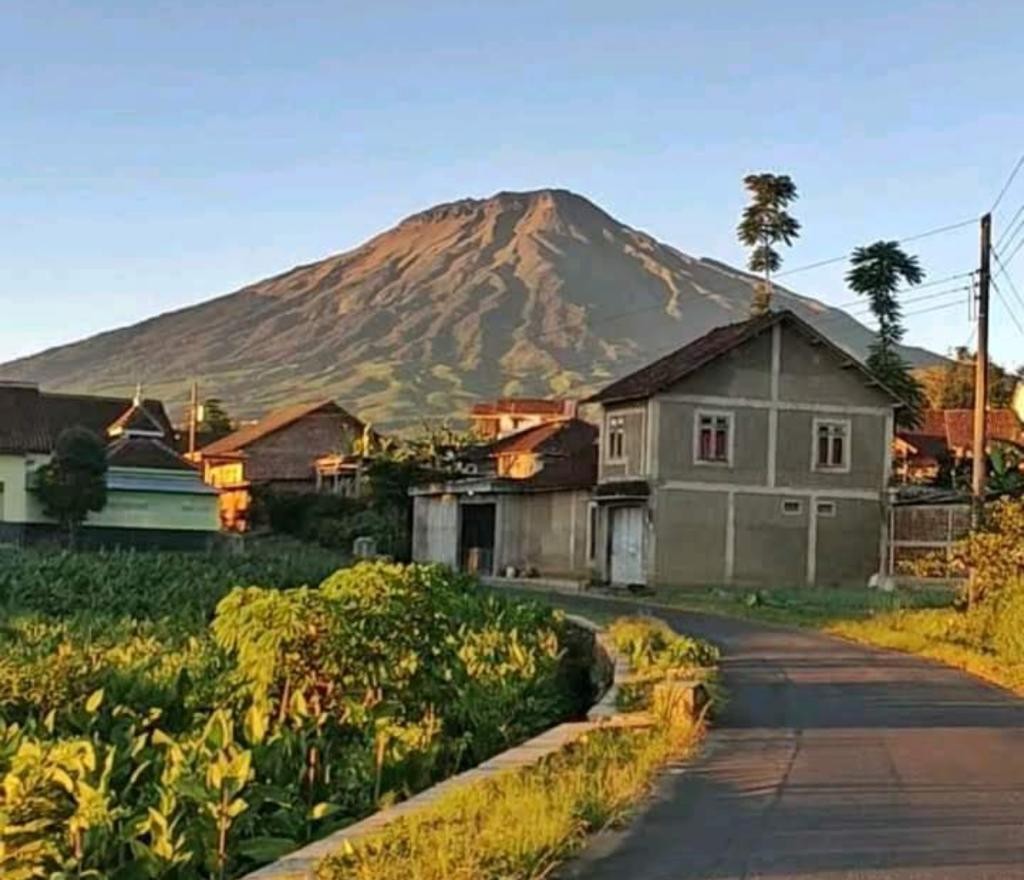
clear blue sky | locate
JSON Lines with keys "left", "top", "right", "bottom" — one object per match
{"left": 4, "top": 1, "right": 1024, "bottom": 369}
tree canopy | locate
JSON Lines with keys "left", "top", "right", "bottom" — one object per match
{"left": 737, "top": 173, "right": 801, "bottom": 316}
{"left": 917, "top": 348, "right": 1020, "bottom": 410}
{"left": 845, "top": 241, "right": 927, "bottom": 429}
{"left": 33, "top": 426, "right": 109, "bottom": 546}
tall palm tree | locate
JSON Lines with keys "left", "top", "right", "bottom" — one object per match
{"left": 736, "top": 173, "right": 801, "bottom": 317}
{"left": 845, "top": 241, "right": 926, "bottom": 428}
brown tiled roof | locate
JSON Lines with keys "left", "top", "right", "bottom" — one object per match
{"left": 107, "top": 436, "right": 198, "bottom": 471}
{"left": 200, "top": 400, "right": 363, "bottom": 456}
{"left": 471, "top": 398, "right": 570, "bottom": 417}
{"left": 0, "top": 384, "right": 50, "bottom": 453}
{"left": 42, "top": 392, "right": 174, "bottom": 440}
{"left": 943, "top": 409, "right": 1024, "bottom": 451}
{"left": 0, "top": 384, "right": 174, "bottom": 454}
{"left": 586, "top": 309, "right": 902, "bottom": 405}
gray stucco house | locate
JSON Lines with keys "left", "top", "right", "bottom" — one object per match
{"left": 586, "top": 310, "right": 901, "bottom": 588}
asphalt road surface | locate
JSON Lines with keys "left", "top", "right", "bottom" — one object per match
{"left": 557, "top": 598, "right": 1024, "bottom": 880}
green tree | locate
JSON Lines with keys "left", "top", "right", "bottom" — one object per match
{"left": 201, "top": 398, "right": 233, "bottom": 440}
{"left": 845, "top": 241, "right": 927, "bottom": 429}
{"left": 736, "top": 173, "right": 801, "bottom": 316}
{"left": 918, "top": 347, "right": 1018, "bottom": 410}
{"left": 33, "top": 427, "right": 108, "bottom": 548}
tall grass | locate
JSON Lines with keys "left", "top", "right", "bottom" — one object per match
{"left": 318, "top": 721, "right": 697, "bottom": 880}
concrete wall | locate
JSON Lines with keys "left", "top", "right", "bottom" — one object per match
{"left": 496, "top": 490, "right": 590, "bottom": 579}
{"left": 669, "top": 330, "right": 772, "bottom": 399}
{"left": 778, "top": 325, "right": 894, "bottom": 407}
{"left": 89, "top": 488, "right": 219, "bottom": 532}
{"left": 775, "top": 410, "right": 888, "bottom": 491}
{"left": 413, "top": 489, "right": 590, "bottom": 580}
{"left": 651, "top": 488, "right": 728, "bottom": 586}
{"left": 0, "top": 455, "right": 29, "bottom": 522}
{"left": 411, "top": 494, "right": 458, "bottom": 568}
{"left": 815, "top": 497, "right": 883, "bottom": 587}
{"left": 732, "top": 493, "right": 809, "bottom": 587}
{"left": 657, "top": 403, "right": 770, "bottom": 485}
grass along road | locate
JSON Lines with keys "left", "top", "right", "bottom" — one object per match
{"left": 489, "top": 580, "right": 1024, "bottom": 699}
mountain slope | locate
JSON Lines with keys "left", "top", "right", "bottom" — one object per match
{"left": 0, "top": 189, "right": 941, "bottom": 427}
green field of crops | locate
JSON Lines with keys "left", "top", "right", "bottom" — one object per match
{"left": 0, "top": 549, "right": 590, "bottom": 879}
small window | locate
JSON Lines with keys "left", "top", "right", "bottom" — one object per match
{"left": 607, "top": 415, "right": 626, "bottom": 461}
{"left": 814, "top": 419, "right": 850, "bottom": 471}
{"left": 695, "top": 411, "right": 733, "bottom": 465}
{"left": 816, "top": 500, "right": 837, "bottom": 517}
{"left": 782, "top": 499, "right": 803, "bottom": 515}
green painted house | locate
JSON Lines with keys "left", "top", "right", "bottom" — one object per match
{"left": 0, "top": 382, "right": 219, "bottom": 548}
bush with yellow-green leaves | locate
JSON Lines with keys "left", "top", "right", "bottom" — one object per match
{"left": 0, "top": 561, "right": 590, "bottom": 879}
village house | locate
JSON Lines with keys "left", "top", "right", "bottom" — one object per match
{"left": 586, "top": 310, "right": 903, "bottom": 589}
{"left": 0, "top": 382, "right": 218, "bottom": 548}
{"left": 197, "top": 399, "right": 366, "bottom": 531}
{"left": 894, "top": 408, "right": 1024, "bottom": 483}
{"left": 411, "top": 416, "right": 597, "bottom": 579}
{"left": 470, "top": 398, "right": 578, "bottom": 441}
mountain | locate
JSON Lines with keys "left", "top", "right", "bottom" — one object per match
{"left": 0, "top": 189, "right": 942, "bottom": 428}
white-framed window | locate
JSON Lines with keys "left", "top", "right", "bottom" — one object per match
{"left": 812, "top": 418, "right": 851, "bottom": 472}
{"left": 816, "top": 500, "right": 837, "bottom": 517}
{"left": 694, "top": 410, "right": 733, "bottom": 466}
{"left": 781, "top": 499, "right": 803, "bottom": 515}
{"left": 606, "top": 415, "right": 626, "bottom": 462}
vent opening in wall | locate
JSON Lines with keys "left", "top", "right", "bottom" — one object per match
{"left": 816, "top": 500, "right": 837, "bottom": 517}
{"left": 781, "top": 499, "right": 802, "bottom": 515}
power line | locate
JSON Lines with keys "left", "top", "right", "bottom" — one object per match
{"left": 996, "top": 211, "right": 1024, "bottom": 259}
{"left": 825, "top": 271, "right": 973, "bottom": 310}
{"left": 995, "top": 233, "right": 1024, "bottom": 276}
{"left": 774, "top": 217, "right": 977, "bottom": 280}
{"left": 991, "top": 151, "right": 1024, "bottom": 214}
{"left": 991, "top": 279, "right": 1024, "bottom": 335}
{"left": 991, "top": 249, "right": 1024, "bottom": 317}
{"left": 995, "top": 201, "right": 1024, "bottom": 250}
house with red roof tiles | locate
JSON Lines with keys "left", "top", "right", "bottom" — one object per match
{"left": 894, "top": 408, "right": 1024, "bottom": 482}
{"left": 196, "top": 399, "right": 366, "bottom": 531}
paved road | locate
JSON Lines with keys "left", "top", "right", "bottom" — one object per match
{"left": 557, "top": 597, "right": 1024, "bottom": 880}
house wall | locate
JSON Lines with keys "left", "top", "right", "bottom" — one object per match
{"left": 496, "top": 490, "right": 590, "bottom": 579}
{"left": 601, "top": 320, "right": 895, "bottom": 588}
{"left": 88, "top": 489, "right": 219, "bottom": 532}
{"left": 599, "top": 405, "right": 646, "bottom": 481}
{"left": 651, "top": 488, "right": 728, "bottom": 586}
{"left": 244, "top": 411, "right": 360, "bottom": 484}
{"left": 413, "top": 489, "right": 590, "bottom": 580}
{"left": 0, "top": 454, "right": 29, "bottom": 523}
{"left": 411, "top": 494, "right": 459, "bottom": 568}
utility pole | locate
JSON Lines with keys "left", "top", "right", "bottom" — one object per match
{"left": 971, "top": 213, "right": 992, "bottom": 530}
{"left": 188, "top": 380, "right": 199, "bottom": 458}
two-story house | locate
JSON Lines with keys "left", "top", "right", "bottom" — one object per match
{"left": 586, "top": 310, "right": 902, "bottom": 588}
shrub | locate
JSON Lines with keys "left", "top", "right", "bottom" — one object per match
{"left": 0, "top": 562, "right": 583, "bottom": 879}
{"left": 607, "top": 617, "right": 719, "bottom": 672}
{"left": 951, "top": 497, "right": 1024, "bottom": 603}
